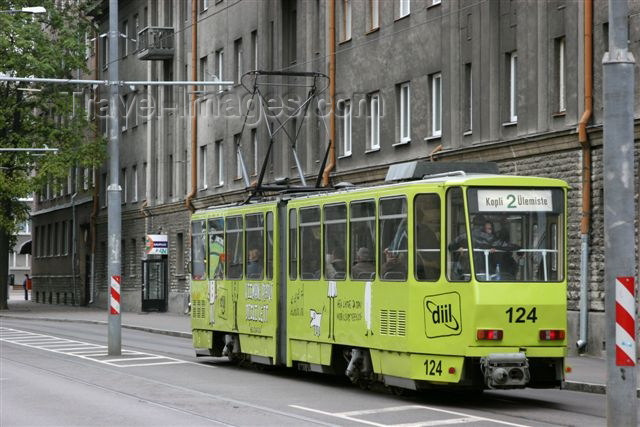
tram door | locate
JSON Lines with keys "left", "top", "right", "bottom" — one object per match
{"left": 142, "top": 258, "right": 167, "bottom": 312}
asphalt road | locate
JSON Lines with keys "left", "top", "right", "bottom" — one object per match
{"left": 0, "top": 319, "right": 630, "bottom": 426}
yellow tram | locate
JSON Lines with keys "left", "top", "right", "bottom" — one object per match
{"left": 190, "top": 162, "right": 568, "bottom": 391}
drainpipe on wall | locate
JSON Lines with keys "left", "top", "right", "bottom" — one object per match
{"left": 576, "top": 0, "right": 593, "bottom": 353}
{"left": 321, "top": 0, "right": 336, "bottom": 187}
{"left": 185, "top": 0, "right": 198, "bottom": 212}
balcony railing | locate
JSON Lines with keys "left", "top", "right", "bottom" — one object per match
{"left": 137, "top": 26, "right": 174, "bottom": 60}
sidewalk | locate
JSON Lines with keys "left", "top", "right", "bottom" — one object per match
{"left": 2, "top": 291, "right": 638, "bottom": 396}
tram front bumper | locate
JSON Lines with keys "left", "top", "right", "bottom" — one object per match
{"left": 480, "top": 353, "right": 530, "bottom": 389}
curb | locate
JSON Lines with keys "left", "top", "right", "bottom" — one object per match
{"left": 0, "top": 314, "right": 192, "bottom": 340}
{"left": 562, "top": 381, "right": 640, "bottom": 398}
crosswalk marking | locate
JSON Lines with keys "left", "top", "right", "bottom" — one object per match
{"left": 0, "top": 327, "right": 188, "bottom": 368}
{"left": 290, "top": 404, "right": 530, "bottom": 427}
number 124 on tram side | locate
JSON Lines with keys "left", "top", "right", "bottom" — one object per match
{"left": 190, "top": 167, "right": 568, "bottom": 392}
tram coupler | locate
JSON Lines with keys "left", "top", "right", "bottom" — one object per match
{"left": 480, "top": 353, "right": 530, "bottom": 389}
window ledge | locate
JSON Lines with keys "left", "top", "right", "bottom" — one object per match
{"left": 394, "top": 14, "right": 410, "bottom": 23}
{"left": 502, "top": 121, "right": 517, "bottom": 127}
{"left": 424, "top": 135, "right": 441, "bottom": 142}
{"left": 338, "top": 154, "right": 352, "bottom": 159}
{"left": 215, "top": 184, "right": 224, "bottom": 189}
{"left": 463, "top": 130, "right": 473, "bottom": 136}
{"left": 393, "top": 140, "right": 410, "bottom": 147}
{"left": 427, "top": 1, "right": 442, "bottom": 10}
{"left": 338, "top": 37, "right": 352, "bottom": 45}
{"left": 365, "top": 27, "right": 380, "bottom": 35}
{"left": 365, "top": 147, "right": 380, "bottom": 154}
{"left": 552, "top": 111, "right": 566, "bottom": 118}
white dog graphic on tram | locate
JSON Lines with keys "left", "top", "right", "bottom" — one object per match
{"left": 309, "top": 309, "right": 323, "bottom": 336}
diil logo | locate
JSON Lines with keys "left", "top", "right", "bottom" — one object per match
{"left": 424, "top": 292, "right": 462, "bottom": 338}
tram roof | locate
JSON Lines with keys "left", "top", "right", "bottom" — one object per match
{"left": 194, "top": 170, "right": 567, "bottom": 215}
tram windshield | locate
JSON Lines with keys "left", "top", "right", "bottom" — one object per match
{"left": 447, "top": 187, "right": 564, "bottom": 282}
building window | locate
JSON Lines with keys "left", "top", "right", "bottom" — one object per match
{"left": 215, "top": 140, "right": 224, "bottom": 186}
{"left": 508, "top": 51, "right": 518, "bottom": 123}
{"left": 555, "top": 37, "right": 566, "bottom": 113}
{"left": 368, "top": 0, "right": 379, "bottom": 31}
{"left": 199, "top": 146, "right": 208, "bottom": 189}
{"left": 234, "top": 134, "right": 243, "bottom": 179}
{"left": 176, "top": 233, "right": 184, "bottom": 275}
{"left": 61, "top": 221, "right": 68, "bottom": 255}
{"left": 368, "top": 92, "right": 380, "bottom": 151}
{"left": 338, "top": 99, "right": 352, "bottom": 157}
{"left": 398, "top": 82, "right": 411, "bottom": 143}
{"left": 121, "top": 20, "right": 128, "bottom": 58}
{"left": 234, "top": 38, "right": 243, "bottom": 85}
{"left": 168, "top": 154, "right": 173, "bottom": 197}
{"left": 215, "top": 49, "right": 224, "bottom": 82}
{"left": 464, "top": 63, "right": 472, "bottom": 132}
{"left": 54, "top": 223, "right": 59, "bottom": 256}
{"left": 101, "top": 35, "right": 108, "bottom": 69}
{"left": 101, "top": 173, "right": 108, "bottom": 207}
{"left": 252, "top": 129, "right": 258, "bottom": 175}
{"left": 130, "top": 239, "right": 136, "bottom": 277}
{"left": 251, "top": 30, "right": 258, "bottom": 70}
{"left": 431, "top": 73, "right": 442, "bottom": 137}
{"left": 200, "top": 0, "right": 209, "bottom": 13}
{"left": 132, "top": 165, "right": 138, "bottom": 202}
{"left": 341, "top": 0, "right": 352, "bottom": 41}
{"left": 200, "top": 55, "right": 208, "bottom": 92}
{"left": 398, "top": 0, "right": 410, "bottom": 19}
{"left": 121, "top": 168, "right": 127, "bottom": 203}
{"left": 133, "top": 14, "right": 139, "bottom": 51}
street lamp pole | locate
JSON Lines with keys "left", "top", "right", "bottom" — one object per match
{"left": 107, "top": 0, "right": 122, "bottom": 356}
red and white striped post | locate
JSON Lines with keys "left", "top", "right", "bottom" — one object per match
{"left": 615, "top": 277, "right": 636, "bottom": 366}
{"left": 110, "top": 275, "right": 121, "bottom": 315}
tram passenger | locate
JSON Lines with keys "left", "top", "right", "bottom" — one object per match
{"left": 415, "top": 197, "right": 441, "bottom": 280}
{"left": 351, "top": 247, "right": 375, "bottom": 280}
{"left": 381, "top": 248, "right": 407, "bottom": 280}
{"left": 247, "top": 247, "right": 263, "bottom": 279}
{"left": 326, "top": 242, "right": 346, "bottom": 279}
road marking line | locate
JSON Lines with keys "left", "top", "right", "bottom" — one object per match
{"left": 291, "top": 404, "right": 530, "bottom": 427}
{"left": 1, "top": 327, "right": 189, "bottom": 368}
{"left": 117, "top": 360, "right": 188, "bottom": 367}
{"left": 393, "top": 418, "right": 479, "bottom": 427}
{"left": 106, "top": 356, "right": 164, "bottom": 363}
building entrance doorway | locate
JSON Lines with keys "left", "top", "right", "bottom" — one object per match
{"left": 142, "top": 257, "right": 167, "bottom": 312}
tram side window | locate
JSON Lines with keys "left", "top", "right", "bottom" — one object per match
{"left": 414, "top": 194, "right": 441, "bottom": 281}
{"left": 208, "top": 217, "right": 224, "bottom": 279}
{"left": 350, "top": 200, "right": 376, "bottom": 281}
{"left": 266, "top": 212, "right": 274, "bottom": 280}
{"left": 191, "top": 220, "right": 206, "bottom": 280}
{"left": 324, "top": 203, "right": 347, "bottom": 280}
{"left": 245, "top": 213, "right": 264, "bottom": 280}
{"left": 379, "top": 197, "right": 407, "bottom": 281}
{"left": 300, "top": 206, "right": 321, "bottom": 280}
{"left": 225, "top": 216, "right": 243, "bottom": 279}
{"left": 289, "top": 209, "right": 297, "bottom": 280}
{"left": 446, "top": 187, "right": 470, "bottom": 281}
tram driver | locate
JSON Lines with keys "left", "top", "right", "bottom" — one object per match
{"left": 449, "top": 216, "right": 520, "bottom": 279}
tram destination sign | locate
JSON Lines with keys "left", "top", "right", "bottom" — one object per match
{"left": 476, "top": 189, "right": 553, "bottom": 212}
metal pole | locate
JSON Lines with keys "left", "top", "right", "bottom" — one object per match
{"left": 107, "top": 0, "right": 121, "bottom": 356}
{"left": 603, "top": 0, "right": 637, "bottom": 425}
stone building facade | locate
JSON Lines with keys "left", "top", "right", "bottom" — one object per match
{"left": 31, "top": 0, "right": 640, "bottom": 356}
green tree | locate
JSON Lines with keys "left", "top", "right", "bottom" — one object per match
{"left": 0, "top": 0, "right": 106, "bottom": 309}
